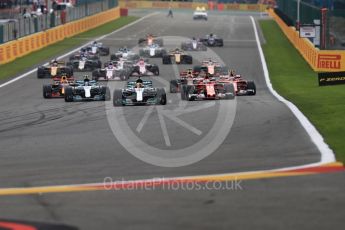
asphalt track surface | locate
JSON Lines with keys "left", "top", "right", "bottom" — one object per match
{"left": 0, "top": 10, "right": 344, "bottom": 229}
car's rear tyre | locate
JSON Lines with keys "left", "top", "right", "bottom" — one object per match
{"left": 113, "top": 89, "right": 123, "bottom": 106}
{"left": 184, "top": 55, "right": 193, "bottom": 64}
{"left": 139, "top": 49, "right": 145, "bottom": 57}
{"left": 162, "top": 55, "right": 171, "bottom": 64}
{"left": 92, "top": 70, "right": 100, "bottom": 80}
{"left": 181, "top": 85, "right": 187, "bottom": 100}
{"left": 102, "top": 86, "right": 111, "bottom": 101}
{"left": 97, "top": 60, "right": 102, "bottom": 69}
{"left": 37, "top": 67, "right": 46, "bottom": 78}
{"left": 152, "top": 66, "right": 159, "bottom": 76}
{"left": 138, "top": 38, "right": 146, "bottom": 47}
{"left": 156, "top": 39, "right": 164, "bottom": 47}
{"left": 247, "top": 81, "right": 256, "bottom": 95}
{"left": 193, "top": 65, "right": 201, "bottom": 73}
{"left": 66, "top": 67, "right": 73, "bottom": 77}
{"left": 102, "top": 47, "right": 110, "bottom": 56}
{"left": 66, "top": 61, "right": 73, "bottom": 68}
{"left": 170, "top": 80, "right": 178, "bottom": 93}
{"left": 110, "top": 54, "right": 117, "bottom": 61}
{"left": 117, "top": 70, "right": 127, "bottom": 81}
{"left": 43, "top": 85, "right": 52, "bottom": 98}
{"left": 186, "top": 85, "right": 195, "bottom": 101}
{"left": 64, "top": 87, "right": 74, "bottom": 102}
{"left": 157, "top": 88, "right": 167, "bottom": 105}
{"left": 224, "top": 84, "right": 235, "bottom": 100}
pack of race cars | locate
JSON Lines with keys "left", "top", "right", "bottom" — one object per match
{"left": 37, "top": 32, "right": 256, "bottom": 106}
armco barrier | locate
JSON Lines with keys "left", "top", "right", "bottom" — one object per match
{"left": 119, "top": 0, "right": 266, "bottom": 12}
{"left": 269, "top": 9, "right": 345, "bottom": 72}
{"left": 0, "top": 7, "right": 120, "bottom": 65}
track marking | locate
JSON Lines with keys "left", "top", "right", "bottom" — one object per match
{"left": 136, "top": 106, "right": 154, "bottom": 133}
{"left": 162, "top": 111, "right": 202, "bottom": 136}
{"left": 250, "top": 16, "right": 335, "bottom": 164}
{"left": 0, "top": 12, "right": 159, "bottom": 89}
{"left": 0, "top": 162, "right": 343, "bottom": 196}
{"left": 157, "top": 106, "right": 171, "bottom": 146}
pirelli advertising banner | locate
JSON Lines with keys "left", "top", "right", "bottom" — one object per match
{"left": 317, "top": 52, "right": 345, "bottom": 72}
{"left": 318, "top": 71, "right": 345, "bottom": 86}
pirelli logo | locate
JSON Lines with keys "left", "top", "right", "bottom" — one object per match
{"left": 318, "top": 71, "right": 345, "bottom": 86}
{"left": 317, "top": 54, "right": 341, "bottom": 69}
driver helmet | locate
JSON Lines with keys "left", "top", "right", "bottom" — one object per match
{"left": 60, "top": 74, "right": 68, "bottom": 83}
{"left": 210, "top": 33, "right": 213, "bottom": 37}
{"left": 229, "top": 69, "right": 235, "bottom": 76}
{"left": 186, "top": 68, "right": 193, "bottom": 77}
{"left": 84, "top": 75, "right": 90, "bottom": 85}
{"left": 136, "top": 77, "right": 143, "bottom": 88}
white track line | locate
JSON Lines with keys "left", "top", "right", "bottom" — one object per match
{"left": 250, "top": 16, "right": 335, "bottom": 164}
{"left": 0, "top": 12, "right": 159, "bottom": 89}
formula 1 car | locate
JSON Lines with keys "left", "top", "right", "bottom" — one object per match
{"left": 170, "top": 69, "right": 202, "bottom": 93}
{"left": 193, "top": 6, "right": 208, "bottom": 20}
{"left": 193, "top": 59, "right": 227, "bottom": 76}
{"left": 218, "top": 72, "right": 256, "bottom": 95}
{"left": 130, "top": 58, "right": 159, "bottom": 76}
{"left": 180, "top": 78, "right": 235, "bottom": 101}
{"left": 113, "top": 79, "right": 167, "bottom": 106}
{"left": 37, "top": 60, "right": 73, "bottom": 78}
{"left": 110, "top": 47, "right": 140, "bottom": 61}
{"left": 43, "top": 75, "right": 75, "bottom": 98}
{"left": 66, "top": 57, "right": 102, "bottom": 71}
{"left": 68, "top": 51, "right": 99, "bottom": 61}
{"left": 181, "top": 38, "right": 207, "bottom": 51}
{"left": 84, "top": 41, "right": 110, "bottom": 56}
{"left": 139, "top": 44, "right": 167, "bottom": 58}
{"left": 138, "top": 34, "right": 163, "bottom": 47}
{"left": 162, "top": 49, "right": 193, "bottom": 64}
{"left": 199, "top": 34, "right": 224, "bottom": 47}
{"left": 107, "top": 58, "right": 135, "bottom": 70}
{"left": 64, "top": 78, "right": 111, "bottom": 102}
{"left": 92, "top": 62, "right": 131, "bottom": 81}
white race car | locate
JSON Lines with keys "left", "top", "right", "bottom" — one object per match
{"left": 139, "top": 44, "right": 167, "bottom": 58}
{"left": 111, "top": 47, "right": 140, "bottom": 62}
{"left": 193, "top": 7, "right": 208, "bottom": 20}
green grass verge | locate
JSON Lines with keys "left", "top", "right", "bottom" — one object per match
{"left": 0, "top": 16, "right": 138, "bottom": 81}
{"left": 259, "top": 20, "right": 345, "bottom": 163}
